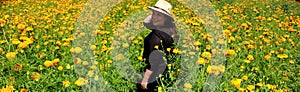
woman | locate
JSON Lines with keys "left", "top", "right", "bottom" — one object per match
{"left": 137, "top": 0, "right": 178, "bottom": 91}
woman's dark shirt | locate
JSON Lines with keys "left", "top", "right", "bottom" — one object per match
{"left": 142, "top": 29, "right": 175, "bottom": 83}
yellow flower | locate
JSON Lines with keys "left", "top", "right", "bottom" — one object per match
{"left": 82, "top": 61, "right": 89, "bottom": 66}
{"left": 158, "top": 86, "right": 162, "bottom": 92}
{"left": 62, "top": 80, "right": 70, "bottom": 87}
{"left": 107, "top": 60, "right": 113, "bottom": 64}
{"left": 229, "top": 36, "right": 235, "bottom": 42}
{"left": 244, "top": 60, "right": 251, "bottom": 64}
{"left": 58, "top": 66, "right": 63, "bottom": 71}
{"left": 201, "top": 51, "right": 211, "bottom": 59}
{"left": 137, "top": 56, "right": 143, "bottom": 61}
{"left": 183, "top": 83, "right": 192, "bottom": 89}
{"left": 246, "top": 85, "right": 255, "bottom": 91}
{"left": 197, "top": 58, "right": 205, "bottom": 65}
{"left": 205, "top": 45, "right": 211, "bottom": 50}
{"left": 238, "top": 88, "right": 245, "bottom": 92}
{"left": 166, "top": 48, "right": 171, "bottom": 52}
{"left": 31, "top": 72, "right": 41, "bottom": 81}
{"left": 218, "top": 65, "right": 226, "bottom": 73}
{"left": 240, "top": 66, "right": 245, "bottom": 71}
{"left": 289, "top": 60, "right": 294, "bottom": 64}
{"left": 6, "top": 52, "right": 17, "bottom": 60}
{"left": 242, "top": 75, "right": 248, "bottom": 81}
{"left": 172, "top": 48, "right": 180, "bottom": 54}
{"left": 226, "top": 49, "right": 236, "bottom": 56}
{"left": 264, "top": 54, "right": 271, "bottom": 60}
{"left": 0, "top": 85, "right": 15, "bottom": 92}
{"left": 231, "top": 78, "right": 242, "bottom": 88}
{"left": 90, "top": 45, "right": 96, "bottom": 50}
{"left": 223, "top": 29, "right": 231, "bottom": 36}
{"left": 75, "top": 78, "right": 88, "bottom": 86}
{"left": 154, "top": 45, "right": 159, "bottom": 49}
{"left": 247, "top": 55, "right": 254, "bottom": 61}
{"left": 87, "top": 71, "right": 94, "bottom": 77}
{"left": 206, "top": 65, "right": 212, "bottom": 74}
{"left": 66, "top": 64, "right": 71, "bottom": 69}
{"left": 12, "top": 39, "right": 21, "bottom": 45}
{"left": 44, "top": 60, "right": 53, "bottom": 67}
{"left": 73, "top": 47, "right": 82, "bottom": 54}
{"left": 256, "top": 82, "right": 263, "bottom": 87}
{"left": 17, "top": 24, "right": 25, "bottom": 30}
{"left": 123, "top": 43, "right": 129, "bottom": 48}
{"left": 241, "top": 23, "right": 248, "bottom": 28}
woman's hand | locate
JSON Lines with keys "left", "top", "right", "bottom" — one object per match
{"left": 141, "top": 69, "right": 153, "bottom": 90}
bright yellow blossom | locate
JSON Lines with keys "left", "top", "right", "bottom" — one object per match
{"left": 6, "top": 52, "right": 17, "bottom": 60}
{"left": 62, "top": 80, "right": 70, "bottom": 87}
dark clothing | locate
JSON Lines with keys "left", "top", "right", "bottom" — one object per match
{"left": 137, "top": 29, "right": 175, "bottom": 92}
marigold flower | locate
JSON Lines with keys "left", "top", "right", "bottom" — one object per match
{"left": 87, "top": 71, "right": 94, "bottom": 77}
{"left": 75, "top": 78, "right": 88, "bottom": 86}
{"left": 242, "top": 76, "right": 248, "bottom": 81}
{"left": 246, "top": 85, "right": 255, "bottom": 91}
{"left": 244, "top": 60, "right": 251, "bottom": 64}
{"left": 289, "top": 60, "right": 294, "bottom": 64}
{"left": 197, "top": 58, "right": 205, "bottom": 65}
{"left": 264, "top": 54, "right": 271, "bottom": 60}
{"left": 14, "top": 63, "right": 23, "bottom": 72}
{"left": 66, "top": 64, "right": 71, "bottom": 69}
{"left": 58, "top": 66, "right": 63, "bottom": 71}
{"left": 247, "top": 55, "right": 254, "bottom": 61}
{"left": 201, "top": 51, "right": 211, "bottom": 59}
{"left": 256, "top": 82, "right": 263, "bottom": 87}
{"left": 73, "top": 47, "right": 82, "bottom": 54}
{"left": 231, "top": 78, "right": 242, "bottom": 88}
{"left": 44, "top": 60, "right": 53, "bottom": 67}
{"left": 20, "top": 88, "right": 27, "bottom": 92}
{"left": 0, "top": 85, "right": 15, "bottom": 92}
{"left": 6, "top": 52, "right": 17, "bottom": 60}
{"left": 137, "top": 56, "right": 143, "bottom": 61}
{"left": 183, "top": 83, "right": 192, "bottom": 89}
{"left": 226, "top": 49, "right": 236, "bottom": 56}
{"left": 172, "top": 48, "right": 180, "bottom": 54}
{"left": 62, "top": 80, "right": 70, "bottom": 87}
{"left": 12, "top": 39, "right": 21, "bottom": 45}
{"left": 82, "top": 61, "right": 89, "bottom": 66}
{"left": 17, "top": 24, "right": 25, "bottom": 31}
{"left": 31, "top": 72, "right": 41, "bottom": 81}
{"left": 90, "top": 45, "right": 96, "bottom": 50}
{"left": 158, "top": 87, "right": 162, "bottom": 92}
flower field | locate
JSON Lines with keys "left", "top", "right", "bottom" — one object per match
{"left": 0, "top": 0, "right": 300, "bottom": 91}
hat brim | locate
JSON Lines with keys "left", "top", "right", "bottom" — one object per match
{"left": 148, "top": 6, "right": 174, "bottom": 20}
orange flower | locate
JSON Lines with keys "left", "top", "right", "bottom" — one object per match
{"left": 31, "top": 72, "right": 41, "bottom": 81}
{"left": 20, "top": 88, "right": 27, "bottom": 92}
{"left": 264, "top": 54, "right": 271, "bottom": 60}
{"left": 14, "top": 63, "right": 23, "bottom": 72}
{"left": 53, "top": 59, "right": 60, "bottom": 67}
{"left": 17, "top": 24, "right": 25, "bottom": 31}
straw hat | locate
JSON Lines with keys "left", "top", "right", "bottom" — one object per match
{"left": 148, "top": 0, "right": 174, "bottom": 20}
